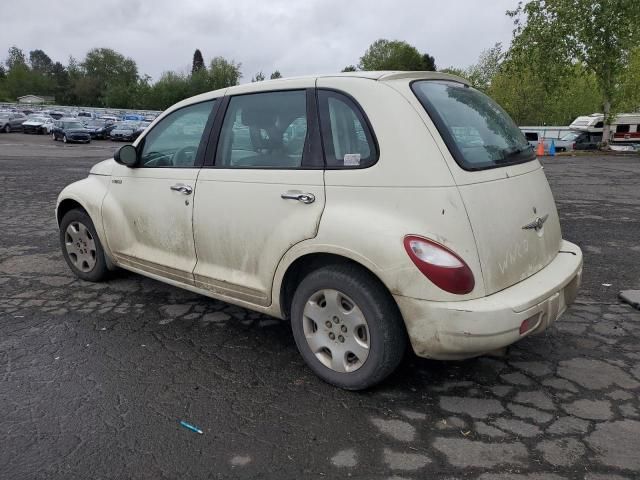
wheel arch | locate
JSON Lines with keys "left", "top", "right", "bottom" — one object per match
{"left": 276, "top": 249, "right": 399, "bottom": 323}
{"left": 56, "top": 198, "right": 88, "bottom": 225}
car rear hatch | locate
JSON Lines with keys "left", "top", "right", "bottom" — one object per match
{"left": 409, "top": 78, "right": 562, "bottom": 295}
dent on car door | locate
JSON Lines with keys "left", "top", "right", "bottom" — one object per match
{"left": 101, "top": 100, "right": 218, "bottom": 283}
{"left": 193, "top": 87, "right": 325, "bottom": 306}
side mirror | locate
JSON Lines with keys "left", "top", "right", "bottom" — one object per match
{"left": 114, "top": 144, "right": 138, "bottom": 168}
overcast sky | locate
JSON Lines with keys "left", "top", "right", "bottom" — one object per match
{"left": 1, "top": 0, "right": 517, "bottom": 82}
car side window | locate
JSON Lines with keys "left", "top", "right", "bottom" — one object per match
{"left": 139, "top": 100, "right": 215, "bottom": 168}
{"left": 317, "top": 90, "right": 377, "bottom": 168}
{"left": 215, "top": 90, "right": 308, "bottom": 169}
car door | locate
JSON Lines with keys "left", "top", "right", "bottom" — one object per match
{"left": 193, "top": 83, "right": 325, "bottom": 306}
{"left": 11, "top": 114, "right": 25, "bottom": 130}
{"left": 102, "top": 99, "right": 218, "bottom": 285}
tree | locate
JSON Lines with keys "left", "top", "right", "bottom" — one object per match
{"left": 6, "top": 46, "right": 27, "bottom": 71}
{"left": 29, "top": 49, "right": 53, "bottom": 74}
{"left": 269, "top": 70, "right": 282, "bottom": 79}
{"left": 209, "top": 57, "right": 241, "bottom": 88}
{"left": 359, "top": 39, "right": 427, "bottom": 71}
{"left": 51, "top": 62, "right": 70, "bottom": 104}
{"left": 508, "top": 0, "right": 640, "bottom": 144}
{"left": 421, "top": 53, "right": 436, "bottom": 71}
{"left": 438, "top": 66, "right": 467, "bottom": 78}
{"left": 618, "top": 47, "right": 640, "bottom": 112}
{"left": 81, "top": 48, "right": 139, "bottom": 106}
{"left": 341, "top": 65, "right": 357, "bottom": 72}
{"left": 465, "top": 43, "right": 504, "bottom": 91}
{"left": 252, "top": 71, "right": 265, "bottom": 82}
{"left": 192, "top": 49, "right": 205, "bottom": 74}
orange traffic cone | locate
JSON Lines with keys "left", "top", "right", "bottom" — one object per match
{"left": 536, "top": 140, "right": 545, "bottom": 156}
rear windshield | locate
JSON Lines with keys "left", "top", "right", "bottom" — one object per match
{"left": 411, "top": 80, "right": 535, "bottom": 170}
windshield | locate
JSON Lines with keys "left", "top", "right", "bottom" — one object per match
{"left": 63, "top": 122, "right": 84, "bottom": 129}
{"left": 561, "top": 132, "right": 580, "bottom": 141}
{"left": 411, "top": 80, "right": 535, "bottom": 170}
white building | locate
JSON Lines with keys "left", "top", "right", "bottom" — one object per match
{"left": 17, "top": 95, "right": 55, "bottom": 105}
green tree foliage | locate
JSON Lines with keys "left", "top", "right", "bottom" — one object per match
{"left": 489, "top": 61, "right": 602, "bottom": 126}
{"left": 359, "top": 39, "right": 436, "bottom": 71}
{"left": 192, "top": 49, "right": 205, "bottom": 74}
{"left": 465, "top": 43, "right": 503, "bottom": 91}
{"left": 618, "top": 47, "right": 640, "bottom": 112}
{"left": 209, "top": 57, "right": 242, "bottom": 87}
{"left": 508, "top": 0, "right": 640, "bottom": 142}
{"left": 252, "top": 71, "right": 265, "bottom": 82}
{"left": 81, "top": 48, "right": 138, "bottom": 106}
{"left": 341, "top": 65, "right": 357, "bottom": 72}
{"left": 29, "top": 49, "right": 53, "bottom": 74}
{"left": 269, "top": 70, "right": 282, "bottom": 79}
{"left": 421, "top": 53, "right": 436, "bottom": 71}
{"left": 6, "top": 46, "right": 27, "bottom": 70}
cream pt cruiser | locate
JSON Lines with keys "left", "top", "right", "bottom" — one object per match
{"left": 56, "top": 72, "right": 583, "bottom": 389}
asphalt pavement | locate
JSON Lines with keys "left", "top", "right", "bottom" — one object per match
{"left": 1, "top": 134, "right": 639, "bottom": 479}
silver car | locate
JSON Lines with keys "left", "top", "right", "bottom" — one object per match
{"left": 0, "top": 112, "right": 27, "bottom": 133}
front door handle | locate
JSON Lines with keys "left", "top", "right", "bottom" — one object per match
{"left": 170, "top": 184, "right": 193, "bottom": 195}
{"left": 281, "top": 191, "right": 315, "bottom": 204}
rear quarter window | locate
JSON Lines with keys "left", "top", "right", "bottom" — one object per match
{"left": 411, "top": 80, "right": 534, "bottom": 171}
{"left": 317, "top": 90, "right": 378, "bottom": 169}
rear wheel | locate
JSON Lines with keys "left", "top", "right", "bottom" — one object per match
{"left": 52, "top": 132, "right": 56, "bottom": 141}
{"left": 59, "top": 209, "right": 108, "bottom": 282}
{"left": 290, "top": 264, "right": 407, "bottom": 390}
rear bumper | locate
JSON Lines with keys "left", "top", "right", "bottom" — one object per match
{"left": 395, "top": 240, "right": 583, "bottom": 360}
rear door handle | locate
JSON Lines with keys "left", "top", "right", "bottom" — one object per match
{"left": 281, "top": 191, "right": 315, "bottom": 204}
{"left": 170, "top": 184, "right": 193, "bottom": 195}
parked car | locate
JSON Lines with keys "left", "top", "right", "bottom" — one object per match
{"left": 51, "top": 119, "right": 91, "bottom": 143}
{"left": 56, "top": 72, "right": 583, "bottom": 390}
{"left": 22, "top": 115, "right": 55, "bottom": 134}
{"left": 109, "top": 121, "right": 142, "bottom": 141}
{"left": 83, "top": 119, "right": 116, "bottom": 139}
{"left": 134, "top": 121, "right": 151, "bottom": 138}
{"left": 0, "top": 111, "right": 27, "bottom": 132}
{"left": 77, "top": 111, "right": 96, "bottom": 120}
{"left": 559, "top": 131, "right": 601, "bottom": 150}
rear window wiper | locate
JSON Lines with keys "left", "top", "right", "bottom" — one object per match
{"left": 495, "top": 145, "right": 534, "bottom": 163}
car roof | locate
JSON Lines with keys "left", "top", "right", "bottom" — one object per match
{"left": 165, "top": 71, "right": 468, "bottom": 118}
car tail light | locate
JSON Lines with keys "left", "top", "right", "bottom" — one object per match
{"left": 403, "top": 236, "right": 475, "bottom": 294}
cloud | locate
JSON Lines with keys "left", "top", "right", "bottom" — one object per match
{"left": 0, "top": 0, "right": 517, "bottom": 81}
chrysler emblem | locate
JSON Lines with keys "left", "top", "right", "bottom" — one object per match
{"left": 522, "top": 214, "right": 549, "bottom": 232}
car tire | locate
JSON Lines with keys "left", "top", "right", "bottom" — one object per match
{"left": 4, "top": 124, "right": 10, "bottom": 133}
{"left": 52, "top": 132, "right": 56, "bottom": 141}
{"left": 290, "top": 263, "right": 407, "bottom": 390}
{"left": 63, "top": 134, "right": 68, "bottom": 144}
{"left": 59, "top": 209, "right": 109, "bottom": 282}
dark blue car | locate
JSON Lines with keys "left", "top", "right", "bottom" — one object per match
{"left": 51, "top": 119, "right": 91, "bottom": 144}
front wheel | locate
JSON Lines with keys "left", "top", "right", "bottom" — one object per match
{"left": 59, "top": 209, "right": 109, "bottom": 282}
{"left": 290, "top": 264, "right": 407, "bottom": 390}
{"left": 63, "top": 134, "right": 68, "bottom": 144}
{"left": 52, "top": 132, "right": 56, "bottom": 141}
{"left": 4, "top": 124, "right": 10, "bottom": 133}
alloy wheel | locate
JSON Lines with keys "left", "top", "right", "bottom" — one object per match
{"left": 302, "top": 289, "right": 371, "bottom": 373}
{"left": 64, "top": 221, "right": 97, "bottom": 273}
